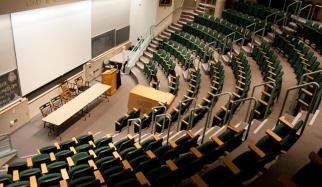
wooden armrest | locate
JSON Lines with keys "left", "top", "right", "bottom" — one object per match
{"left": 211, "top": 135, "right": 224, "bottom": 146}
{"left": 94, "top": 170, "right": 105, "bottom": 184}
{"left": 124, "top": 113, "right": 130, "bottom": 118}
{"left": 127, "top": 134, "right": 133, "bottom": 140}
{"left": 143, "top": 114, "right": 150, "bottom": 119}
{"left": 88, "top": 140, "right": 96, "bottom": 149}
{"left": 66, "top": 157, "right": 74, "bottom": 167}
{"left": 212, "top": 80, "right": 220, "bottom": 85}
{"left": 210, "top": 86, "right": 218, "bottom": 91}
{"left": 248, "top": 144, "right": 266, "bottom": 158}
{"left": 27, "top": 157, "right": 33, "bottom": 167}
{"left": 186, "top": 130, "right": 194, "bottom": 138}
{"left": 72, "top": 137, "right": 78, "bottom": 144}
{"left": 153, "top": 135, "right": 161, "bottom": 141}
{"left": 203, "top": 98, "right": 211, "bottom": 104}
{"left": 220, "top": 106, "right": 228, "bottom": 111}
{"left": 173, "top": 107, "right": 180, "bottom": 113}
{"left": 191, "top": 174, "right": 209, "bottom": 187}
{"left": 113, "top": 151, "right": 121, "bottom": 160}
{"left": 267, "top": 83, "right": 274, "bottom": 89}
{"left": 223, "top": 158, "right": 240, "bottom": 175}
{"left": 61, "top": 168, "right": 69, "bottom": 180}
{"left": 300, "top": 88, "right": 313, "bottom": 96}
{"left": 309, "top": 152, "right": 322, "bottom": 166}
{"left": 146, "top": 150, "right": 157, "bottom": 159}
{"left": 266, "top": 129, "right": 282, "bottom": 142}
{"left": 60, "top": 180, "right": 68, "bottom": 187}
{"left": 89, "top": 150, "right": 97, "bottom": 158}
{"left": 259, "top": 99, "right": 268, "bottom": 106}
{"left": 13, "top": 170, "right": 19, "bottom": 182}
{"left": 70, "top": 146, "right": 77, "bottom": 154}
{"left": 278, "top": 175, "right": 299, "bottom": 187}
{"left": 41, "top": 163, "right": 48, "bottom": 174}
{"left": 267, "top": 76, "right": 275, "bottom": 82}
{"left": 122, "top": 160, "right": 133, "bottom": 171}
{"left": 134, "top": 143, "right": 142, "bottom": 150}
{"left": 232, "top": 92, "right": 240, "bottom": 98}
{"left": 262, "top": 90, "right": 271, "bottom": 97}
{"left": 298, "top": 98, "right": 309, "bottom": 107}
{"left": 190, "top": 147, "right": 203, "bottom": 158}
{"left": 135, "top": 172, "right": 151, "bottom": 186}
{"left": 88, "top": 159, "right": 97, "bottom": 170}
{"left": 184, "top": 95, "right": 193, "bottom": 100}
{"left": 54, "top": 142, "right": 61, "bottom": 149}
{"left": 166, "top": 160, "right": 178, "bottom": 171}
{"left": 208, "top": 91, "right": 215, "bottom": 97}
{"left": 236, "top": 86, "right": 244, "bottom": 91}
{"left": 49, "top": 152, "right": 56, "bottom": 161}
{"left": 109, "top": 143, "right": 116, "bottom": 149}
{"left": 30, "top": 176, "right": 37, "bottom": 187}
{"left": 168, "top": 140, "right": 178, "bottom": 148}
{"left": 278, "top": 117, "right": 293, "bottom": 129}
{"left": 227, "top": 125, "right": 240, "bottom": 133}
{"left": 300, "top": 56, "right": 308, "bottom": 61}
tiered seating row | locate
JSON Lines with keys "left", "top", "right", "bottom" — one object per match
{"left": 170, "top": 31, "right": 213, "bottom": 63}
{"left": 223, "top": 9, "right": 265, "bottom": 31}
{"left": 273, "top": 33, "right": 322, "bottom": 114}
{"left": 194, "top": 12, "right": 251, "bottom": 42}
{"left": 298, "top": 20, "right": 322, "bottom": 54}
{"left": 182, "top": 22, "right": 233, "bottom": 53}
{"left": 152, "top": 49, "right": 179, "bottom": 95}
{"left": 252, "top": 44, "right": 283, "bottom": 120}
{"left": 180, "top": 61, "right": 225, "bottom": 130}
{"left": 143, "top": 61, "right": 158, "bottom": 82}
{"left": 212, "top": 52, "right": 251, "bottom": 127}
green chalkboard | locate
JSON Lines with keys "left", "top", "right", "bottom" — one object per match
{"left": 0, "top": 69, "right": 21, "bottom": 108}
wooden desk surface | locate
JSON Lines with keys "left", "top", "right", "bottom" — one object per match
{"left": 42, "top": 83, "right": 110, "bottom": 126}
{"left": 129, "top": 85, "right": 175, "bottom": 105}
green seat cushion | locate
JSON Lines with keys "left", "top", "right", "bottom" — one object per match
{"left": 8, "top": 161, "right": 27, "bottom": 174}
{"left": 55, "top": 150, "right": 73, "bottom": 161}
{"left": 47, "top": 161, "right": 67, "bottom": 173}
{"left": 0, "top": 174, "right": 13, "bottom": 185}
{"left": 20, "top": 168, "right": 41, "bottom": 181}
{"left": 69, "top": 175, "right": 99, "bottom": 187}
{"left": 39, "top": 145, "right": 57, "bottom": 154}
{"left": 32, "top": 154, "right": 50, "bottom": 167}
{"left": 38, "top": 173, "right": 62, "bottom": 187}
{"left": 59, "top": 140, "right": 76, "bottom": 150}
{"left": 7, "top": 181, "right": 29, "bottom": 187}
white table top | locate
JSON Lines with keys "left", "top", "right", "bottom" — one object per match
{"left": 42, "top": 83, "right": 111, "bottom": 126}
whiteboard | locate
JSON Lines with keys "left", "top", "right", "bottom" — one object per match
{"left": 11, "top": 1, "right": 91, "bottom": 96}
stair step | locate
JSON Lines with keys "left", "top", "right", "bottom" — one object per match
{"left": 143, "top": 51, "right": 153, "bottom": 59}
{"left": 151, "top": 39, "right": 159, "bottom": 45}
{"left": 178, "top": 20, "right": 187, "bottom": 25}
{"left": 172, "top": 22, "right": 183, "bottom": 29}
{"left": 136, "top": 61, "right": 145, "bottom": 70}
{"left": 169, "top": 25, "right": 181, "bottom": 31}
{"left": 182, "top": 9, "right": 198, "bottom": 16}
{"left": 199, "top": 2, "right": 216, "bottom": 9}
{"left": 162, "top": 31, "right": 172, "bottom": 37}
{"left": 179, "top": 17, "right": 193, "bottom": 23}
{"left": 194, "top": 9, "right": 204, "bottom": 14}
{"left": 139, "top": 56, "right": 150, "bottom": 64}
{"left": 166, "top": 28, "right": 176, "bottom": 34}
{"left": 147, "top": 47, "right": 156, "bottom": 54}
{"left": 149, "top": 43, "right": 158, "bottom": 49}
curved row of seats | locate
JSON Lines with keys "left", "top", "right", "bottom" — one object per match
{"left": 182, "top": 22, "right": 233, "bottom": 54}
{"left": 180, "top": 61, "right": 224, "bottom": 130}
{"left": 152, "top": 49, "right": 179, "bottom": 95}
{"left": 252, "top": 43, "right": 283, "bottom": 120}
{"left": 223, "top": 9, "right": 265, "bottom": 32}
{"left": 212, "top": 52, "right": 251, "bottom": 127}
{"left": 297, "top": 20, "right": 322, "bottom": 55}
{"left": 188, "top": 117, "right": 304, "bottom": 187}
{"left": 194, "top": 12, "right": 251, "bottom": 43}
{"left": 233, "top": 1, "right": 285, "bottom": 22}
{"left": 143, "top": 61, "right": 158, "bottom": 83}
{"left": 170, "top": 30, "right": 213, "bottom": 63}
{"left": 273, "top": 33, "right": 322, "bottom": 115}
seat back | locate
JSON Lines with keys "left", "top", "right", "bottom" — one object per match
{"left": 39, "top": 102, "right": 53, "bottom": 117}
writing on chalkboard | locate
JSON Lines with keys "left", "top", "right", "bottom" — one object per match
{"left": 0, "top": 70, "right": 21, "bottom": 108}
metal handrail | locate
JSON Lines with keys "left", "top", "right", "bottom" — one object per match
{"left": 263, "top": 12, "right": 278, "bottom": 37}
{"left": 278, "top": 82, "right": 320, "bottom": 136}
{"left": 177, "top": 97, "right": 196, "bottom": 131}
{"left": 246, "top": 81, "right": 275, "bottom": 122}
{"left": 154, "top": 113, "right": 171, "bottom": 134}
{"left": 298, "top": 4, "right": 313, "bottom": 20}
{"left": 284, "top": 0, "right": 301, "bottom": 26}
{"left": 299, "top": 70, "right": 322, "bottom": 112}
{"left": 127, "top": 118, "right": 142, "bottom": 143}
{"left": 229, "top": 97, "right": 257, "bottom": 140}
{"left": 151, "top": 105, "right": 167, "bottom": 133}
{"left": 209, "top": 92, "right": 233, "bottom": 127}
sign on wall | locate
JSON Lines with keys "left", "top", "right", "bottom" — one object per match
{"left": 0, "top": 70, "right": 21, "bottom": 109}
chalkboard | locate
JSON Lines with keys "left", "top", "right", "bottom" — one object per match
{"left": 0, "top": 69, "right": 21, "bottom": 108}
{"left": 92, "top": 29, "right": 116, "bottom": 58}
{"left": 116, "top": 25, "right": 130, "bottom": 46}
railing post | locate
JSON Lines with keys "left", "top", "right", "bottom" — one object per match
{"left": 151, "top": 105, "right": 167, "bottom": 134}
{"left": 246, "top": 81, "right": 274, "bottom": 122}
{"left": 154, "top": 113, "right": 169, "bottom": 134}
{"left": 177, "top": 97, "right": 196, "bottom": 131}
{"left": 299, "top": 70, "right": 322, "bottom": 113}
{"left": 229, "top": 97, "right": 257, "bottom": 141}
{"left": 208, "top": 92, "right": 232, "bottom": 127}
{"left": 127, "top": 118, "right": 142, "bottom": 142}
{"left": 278, "top": 82, "right": 319, "bottom": 136}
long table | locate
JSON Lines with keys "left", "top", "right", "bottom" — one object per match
{"left": 43, "top": 83, "right": 110, "bottom": 133}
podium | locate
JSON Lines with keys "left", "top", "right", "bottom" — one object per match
{"left": 101, "top": 68, "right": 117, "bottom": 96}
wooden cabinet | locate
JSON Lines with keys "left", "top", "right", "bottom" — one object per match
{"left": 101, "top": 68, "right": 117, "bottom": 96}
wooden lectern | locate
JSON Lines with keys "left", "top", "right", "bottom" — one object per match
{"left": 101, "top": 68, "right": 117, "bottom": 96}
